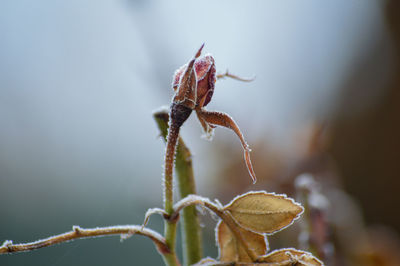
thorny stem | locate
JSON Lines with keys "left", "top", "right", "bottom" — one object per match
{"left": 0, "top": 225, "right": 168, "bottom": 255}
{"left": 164, "top": 122, "right": 180, "bottom": 214}
{"left": 163, "top": 122, "right": 181, "bottom": 266}
{"left": 162, "top": 102, "right": 193, "bottom": 266}
{"left": 164, "top": 102, "right": 193, "bottom": 215}
{"left": 155, "top": 109, "right": 203, "bottom": 265}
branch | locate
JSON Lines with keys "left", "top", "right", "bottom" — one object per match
{"left": 216, "top": 70, "right": 256, "bottom": 82}
{"left": 0, "top": 225, "right": 169, "bottom": 255}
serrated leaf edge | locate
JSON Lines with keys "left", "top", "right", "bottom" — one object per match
{"left": 223, "top": 191, "right": 304, "bottom": 235}
{"left": 262, "top": 247, "right": 324, "bottom": 265}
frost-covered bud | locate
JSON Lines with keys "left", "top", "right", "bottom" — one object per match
{"left": 172, "top": 54, "right": 216, "bottom": 107}
{"left": 194, "top": 55, "right": 216, "bottom": 107}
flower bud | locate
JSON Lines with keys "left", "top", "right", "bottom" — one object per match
{"left": 172, "top": 54, "right": 216, "bottom": 108}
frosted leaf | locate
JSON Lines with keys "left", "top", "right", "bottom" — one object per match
{"left": 192, "top": 257, "right": 219, "bottom": 266}
{"left": 259, "top": 248, "right": 324, "bottom": 265}
{"left": 216, "top": 220, "right": 267, "bottom": 263}
{"left": 223, "top": 191, "right": 303, "bottom": 234}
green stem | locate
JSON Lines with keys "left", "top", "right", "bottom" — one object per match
{"left": 154, "top": 110, "right": 203, "bottom": 265}
{"left": 162, "top": 226, "right": 180, "bottom": 266}
{"left": 175, "top": 138, "right": 203, "bottom": 265}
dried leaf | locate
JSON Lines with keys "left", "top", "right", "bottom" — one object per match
{"left": 259, "top": 248, "right": 324, "bottom": 266}
{"left": 224, "top": 191, "right": 303, "bottom": 234}
{"left": 216, "top": 220, "right": 268, "bottom": 263}
{"left": 192, "top": 257, "right": 220, "bottom": 266}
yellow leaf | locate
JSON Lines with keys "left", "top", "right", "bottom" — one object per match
{"left": 216, "top": 220, "right": 268, "bottom": 263}
{"left": 259, "top": 248, "right": 324, "bottom": 265}
{"left": 224, "top": 191, "right": 303, "bottom": 234}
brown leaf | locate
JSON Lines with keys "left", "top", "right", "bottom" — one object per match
{"left": 216, "top": 220, "right": 268, "bottom": 263}
{"left": 259, "top": 248, "right": 324, "bottom": 266}
{"left": 224, "top": 191, "right": 304, "bottom": 234}
{"left": 192, "top": 257, "right": 219, "bottom": 266}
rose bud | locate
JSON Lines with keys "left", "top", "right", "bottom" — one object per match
{"left": 172, "top": 54, "right": 216, "bottom": 108}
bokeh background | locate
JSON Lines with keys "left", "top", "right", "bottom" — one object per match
{"left": 1, "top": 1, "right": 400, "bottom": 265}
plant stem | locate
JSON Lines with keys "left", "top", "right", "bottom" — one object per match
{"left": 0, "top": 225, "right": 167, "bottom": 255}
{"left": 164, "top": 123, "right": 180, "bottom": 215}
{"left": 154, "top": 110, "right": 203, "bottom": 265}
{"left": 163, "top": 122, "right": 180, "bottom": 266}
{"left": 162, "top": 240, "right": 180, "bottom": 266}
{"left": 175, "top": 138, "right": 203, "bottom": 265}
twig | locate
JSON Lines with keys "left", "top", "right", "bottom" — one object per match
{"left": 0, "top": 225, "right": 168, "bottom": 255}
{"left": 216, "top": 70, "right": 256, "bottom": 82}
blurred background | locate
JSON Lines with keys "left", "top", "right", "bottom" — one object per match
{"left": 1, "top": 0, "right": 399, "bottom": 265}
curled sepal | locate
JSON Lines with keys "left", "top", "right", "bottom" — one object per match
{"left": 173, "top": 44, "right": 205, "bottom": 109}
{"left": 259, "top": 248, "right": 324, "bottom": 266}
{"left": 196, "top": 109, "right": 215, "bottom": 140}
{"left": 196, "top": 109, "right": 256, "bottom": 183}
{"left": 223, "top": 191, "right": 304, "bottom": 234}
{"left": 216, "top": 220, "right": 268, "bottom": 263}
